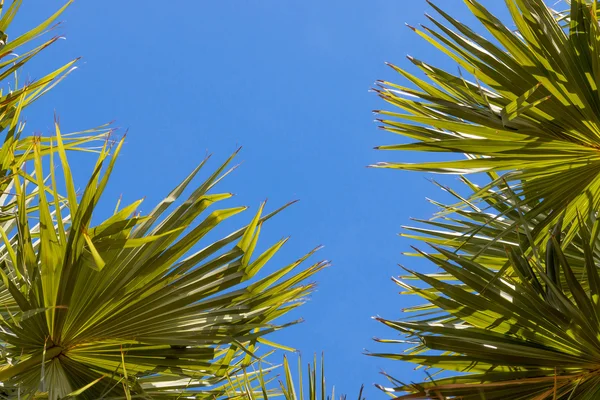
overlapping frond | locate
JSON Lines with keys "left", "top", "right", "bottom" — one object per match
{"left": 372, "top": 0, "right": 600, "bottom": 398}
{"left": 0, "top": 0, "right": 108, "bottom": 203}
{"left": 373, "top": 216, "right": 600, "bottom": 399}
{"left": 399, "top": 177, "right": 600, "bottom": 282}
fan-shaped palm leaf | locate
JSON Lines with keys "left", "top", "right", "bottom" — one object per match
{"left": 373, "top": 0, "right": 600, "bottom": 245}
{"left": 400, "top": 177, "right": 600, "bottom": 280}
{"left": 0, "top": 127, "right": 326, "bottom": 399}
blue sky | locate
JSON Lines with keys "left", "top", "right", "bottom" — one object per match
{"left": 18, "top": 0, "right": 512, "bottom": 396}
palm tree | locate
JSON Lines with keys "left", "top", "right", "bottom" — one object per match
{"left": 373, "top": 0, "right": 600, "bottom": 398}
{"left": 0, "top": 2, "right": 326, "bottom": 398}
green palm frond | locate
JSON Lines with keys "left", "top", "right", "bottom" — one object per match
{"left": 0, "top": 129, "right": 326, "bottom": 399}
{"left": 371, "top": 0, "right": 600, "bottom": 397}
{"left": 373, "top": 0, "right": 600, "bottom": 245}
{"left": 0, "top": 0, "right": 108, "bottom": 198}
{"left": 552, "top": 1, "right": 600, "bottom": 25}
{"left": 372, "top": 216, "right": 600, "bottom": 399}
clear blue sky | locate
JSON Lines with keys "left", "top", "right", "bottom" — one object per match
{"left": 18, "top": 0, "right": 511, "bottom": 396}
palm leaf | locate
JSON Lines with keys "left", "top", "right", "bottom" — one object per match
{"left": 398, "top": 177, "right": 600, "bottom": 288}
{"left": 0, "top": 134, "right": 326, "bottom": 399}
{"left": 0, "top": 3, "right": 327, "bottom": 397}
{"left": 373, "top": 0, "right": 600, "bottom": 245}
{"left": 372, "top": 216, "right": 600, "bottom": 399}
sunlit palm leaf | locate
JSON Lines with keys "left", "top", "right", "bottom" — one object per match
{"left": 0, "top": 1, "right": 329, "bottom": 398}
{"left": 0, "top": 0, "right": 111, "bottom": 289}
{"left": 0, "top": 132, "right": 326, "bottom": 399}
{"left": 373, "top": 0, "right": 600, "bottom": 245}
{"left": 399, "top": 177, "right": 600, "bottom": 286}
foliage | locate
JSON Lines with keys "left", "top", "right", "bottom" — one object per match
{"left": 239, "top": 355, "right": 366, "bottom": 400}
{"left": 373, "top": 183, "right": 600, "bottom": 398}
{"left": 1, "top": 140, "right": 326, "bottom": 399}
{"left": 0, "top": 1, "right": 326, "bottom": 398}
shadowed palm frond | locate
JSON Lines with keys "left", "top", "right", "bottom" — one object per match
{"left": 373, "top": 216, "right": 600, "bottom": 399}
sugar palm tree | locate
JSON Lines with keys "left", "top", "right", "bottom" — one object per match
{"left": 373, "top": 0, "right": 600, "bottom": 398}
{"left": 0, "top": 2, "right": 326, "bottom": 398}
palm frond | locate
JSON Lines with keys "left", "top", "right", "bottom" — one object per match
{"left": 0, "top": 3, "right": 329, "bottom": 397}
{"left": 0, "top": 130, "right": 326, "bottom": 399}
{"left": 399, "top": 177, "right": 600, "bottom": 285}
{"left": 372, "top": 215, "right": 600, "bottom": 399}
{"left": 374, "top": 0, "right": 600, "bottom": 245}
